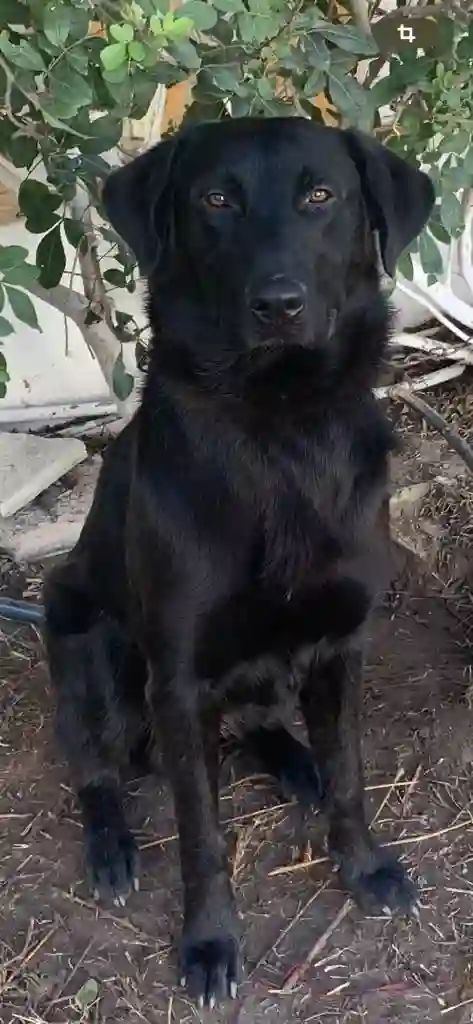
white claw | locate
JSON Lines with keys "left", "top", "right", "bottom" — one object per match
{"left": 197, "top": 995, "right": 204, "bottom": 1010}
{"left": 118, "top": 894, "right": 126, "bottom": 907}
{"left": 230, "top": 981, "right": 238, "bottom": 1000}
{"left": 179, "top": 976, "right": 186, "bottom": 988}
{"left": 382, "top": 905, "right": 392, "bottom": 916}
{"left": 133, "top": 876, "right": 140, "bottom": 892}
{"left": 209, "top": 995, "right": 216, "bottom": 1010}
{"left": 93, "top": 888, "right": 100, "bottom": 902}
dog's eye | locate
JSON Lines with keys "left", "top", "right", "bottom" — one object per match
{"left": 205, "top": 191, "right": 229, "bottom": 209}
{"left": 306, "top": 187, "right": 333, "bottom": 205}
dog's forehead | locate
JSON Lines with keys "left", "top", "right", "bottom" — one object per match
{"left": 178, "top": 118, "right": 357, "bottom": 187}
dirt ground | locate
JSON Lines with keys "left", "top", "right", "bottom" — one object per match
{"left": 1, "top": 548, "right": 473, "bottom": 1024}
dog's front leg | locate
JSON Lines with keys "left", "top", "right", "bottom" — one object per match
{"left": 301, "top": 641, "right": 418, "bottom": 916}
{"left": 147, "top": 667, "right": 240, "bottom": 1007}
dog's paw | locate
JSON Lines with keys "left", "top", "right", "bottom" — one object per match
{"left": 180, "top": 928, "right": 241, "bottom": 1009}
{"left": 85, "top": 823, "right": 139, "bottom": 905}
{"left": 339, "top": 851, "right": 418, "bottom": 917}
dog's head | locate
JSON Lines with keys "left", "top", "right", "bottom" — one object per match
{"left": 103, "top": 118, "right": 434, "bottom": 369}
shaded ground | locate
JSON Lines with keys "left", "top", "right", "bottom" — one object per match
{"left": 1, "top": 550, "right": 473, "bottom": 1023}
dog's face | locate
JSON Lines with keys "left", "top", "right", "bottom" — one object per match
{"left": 103, "top": 118, "right": 434, "bottom": 362}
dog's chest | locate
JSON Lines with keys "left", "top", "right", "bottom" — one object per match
{"left": 255, "top": 430, "right": 362, "bottom": 592}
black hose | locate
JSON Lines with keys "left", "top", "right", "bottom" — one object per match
{"left": 0, "top": 598, "right": 44, "bottom": 625}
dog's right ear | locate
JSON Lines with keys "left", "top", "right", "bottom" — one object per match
{"left": 102, "top": 136, "right": 178, "bottom": 274}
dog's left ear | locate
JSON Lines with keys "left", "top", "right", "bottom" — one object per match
{"left": 101, "top": 135, "right": 179, "bottom": 274}
{"left": 344, "top": 129, "right": 435, "bottom": 277}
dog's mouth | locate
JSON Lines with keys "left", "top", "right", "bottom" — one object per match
{"left": 247, "top": 308, "right": 338, "bottom": 356}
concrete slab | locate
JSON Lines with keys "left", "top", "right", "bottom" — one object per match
{"left": 0, "top": 455, "right": 100, "bottom": 562}
{"left": 0, "top": 432, "right": 87, "bottom": 518}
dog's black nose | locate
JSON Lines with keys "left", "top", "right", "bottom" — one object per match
{"left": 249, "top": 278, "right": 306, "bottom": 324}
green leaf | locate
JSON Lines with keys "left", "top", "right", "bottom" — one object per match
{"left": 418, "top": 230, "right": 443, "bottom": 276}
{"left": 448, "top": 130, "right": 470, "bottom": 155}
{"left": 0, "top": 32, "right": 45, "bottom": 71}
{"left": 163, "top": 12, "right": 194, "bottom": 37}
{"left": 63, "top": 218, "right": 86, "bottom": 248}
{"left": 257, "top": 77, "right": 274, "bottom": 100}
{"left": 100, "top": 42, "right": 128, "bottom": 71}
{"left": 237, "top": 11, "right": 261, "bottom": 43}
{"left": 78, "top": 114, "right": 122, "bottom": 155}
{"left": 211, "top": 65, "right": 246, "bottom": 94}
{"left": 112, "top": 351, "right": 134, "bottom": 400}
{"left": 303, "top": 69, "right": 325, "bottom": 97}
{"left": 0, "top": 0, "right": 29, "bottom": 27}
{"left": 128, "top": 39, "right": 146, "bottom": 61}
{"left": 101, "top": 63, "right": 129, "bottom": 85}
{"left": 104, "top": 268, "right": 127, "bottom": 287}
{"left": 48, "top": 63, "right": 93, "bottom": 116}
{"left": 179, "top": 1, "right": 218, "bottom": 30}
{"left": 43, "top": 4, "right": 72, "bottom": 48}
{"left": 0, "top": 245, "right": 29, "bottom": 273}
{"left": 168, "top": 38, "right": 201, "bottom": 69}
{"left": 19, "top": 180, "right": 62, "bottom": 234}
{"left": 440, "top": 193, "right": 465, "bottom": 237}
{"left": 0, "top": 315, "right": 14, "bottom": 337}
{"left": 66, "top": 47, "right": 90, "bottom": 75}
{"left": 429, "top": 217, "right": 451, "bottom": 245}
{"left": 5, "top": 285, "right": 41, "bottom": 331}
{"left": 212, "top": 0, "right": 245, "bottom": 10}
{"left": 304, "top": 33, "right": 330, "bottom": 71}
{"left": 110, "top": 23, "right": 134, "bottom": 43}
{"left": 3, "top": 261, "right": 39, "bottom": 288}
{"left": 8, "top": 134, "right": 37, "bottom": 169}
{"left": 314, "top": 20, "right": 378, "bottom": 56}
{"left": 36, "top": 225, "right": 66, "bottom": 288}
{"left": 463, "top": 147, "right": 473, "bottom": 176}
{"left": 0, "top": 285, "right": 4, "bottom": 313}
{"left": 327, "top": 72, "right": 374, "bottom": 130}
{"left": 75, "top": 979, "right": 99, "bottom": 1011}
{"left": 149, "top": 14, "right": 164, "bottom": 35}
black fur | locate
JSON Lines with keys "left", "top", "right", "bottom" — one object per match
{"left": 43, "top": 117, "right": 434, "bottom": 1007}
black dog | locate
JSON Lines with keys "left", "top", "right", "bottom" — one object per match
{"left": 43, "top": 117, "right": 434, "bottom": 1008}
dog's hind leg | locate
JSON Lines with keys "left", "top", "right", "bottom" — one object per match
{"left": 244, "top": 726, "right": 322, "bottom": 809}
{"left": 43, "top": 561, "right": 146, "bottom": 904}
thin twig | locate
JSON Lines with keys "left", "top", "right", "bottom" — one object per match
{"left": 440, "top": 994, "right": 473, "bottom": 1016}
{"left": 269, "top": 818, "right": 471, "bottom": 877}
{"left": 0, "top": 921, "right": 59, "bottom": 996}
{"left": 390, "top": 386, "right": 473, "bottom": 475}
{"left": 139, "top": 801, "right": 292, "bottom": 851}
{"left": 278, "top": 899, "right": 353, "bottom": 993}
{"left": 371, "top": 766, "right": 405, "bottom": 827}
{"left": 249, "top": 880, "right": 330, "bottom": 978}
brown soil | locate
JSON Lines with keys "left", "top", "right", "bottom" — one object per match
{"left": 1, "top": 547, "right": 473, "bottom": 1024}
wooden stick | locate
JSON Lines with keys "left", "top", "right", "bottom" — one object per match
{"left": 249, "top": 881, "right": 330, "bottom": 977}
{"left": 374, "top": 362, "right": 465, "bottom": 399}
{"left": 279, "top": 899, "right": 353, "bottom": 993}
{"left": 389, "top": 331, "right": 473, "bottom": 365}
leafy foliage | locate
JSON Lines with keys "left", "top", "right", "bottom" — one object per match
{"left": 0, "top": 0, "right": 470, "bottom": 397}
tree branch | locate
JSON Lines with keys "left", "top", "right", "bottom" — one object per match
{"left": 25, "top": 276, "right": 136, "bottom": 418}
{"left": 389, "top": 385, "right": 473, "bottom": 475}
{"left": 350, "top": 0, "right": 373, "bottom": 36}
